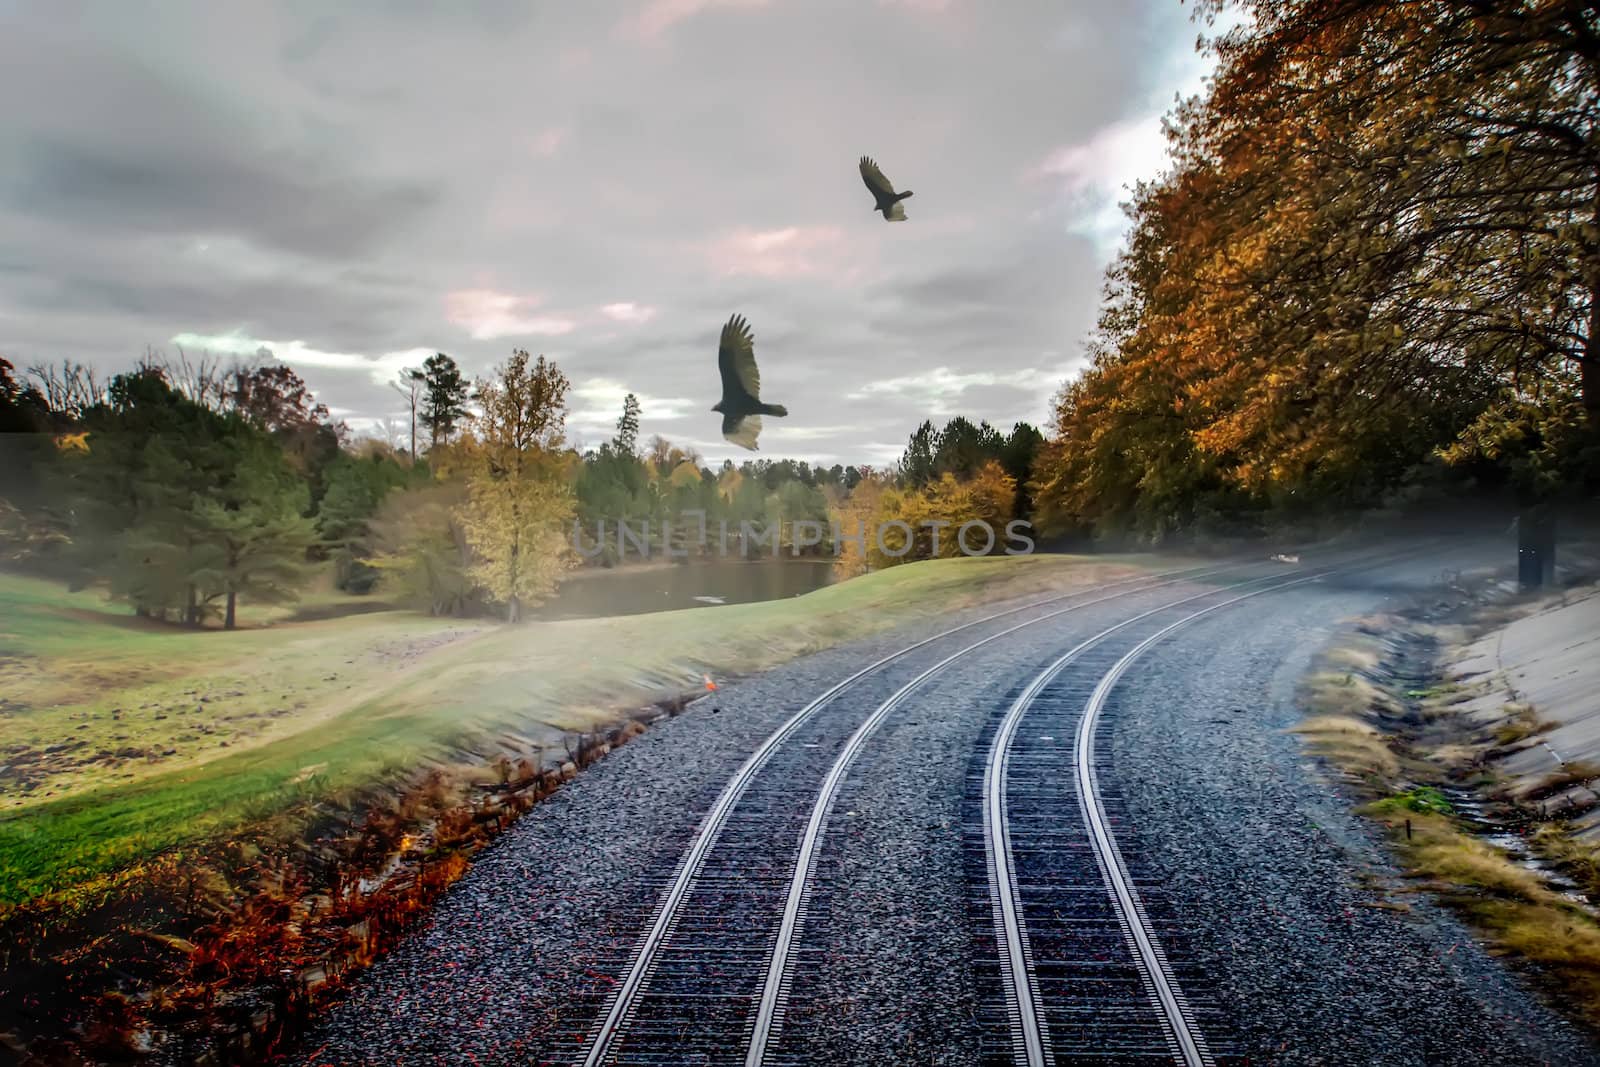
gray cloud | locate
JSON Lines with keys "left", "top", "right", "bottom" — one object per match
{"left": 0, "top": 0, "right": 1215, "bottom": 465}
{"left": 0, "top": 25, "right": 440, "bottom": 262}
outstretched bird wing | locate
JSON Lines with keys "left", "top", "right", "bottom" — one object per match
{"left": 722, "top": 413, "right": 763, "bottom": 451}
{"left": 859, "top": 156, "right": 897, "bottom": 200}
{"left": 718, "top": 313, "right": 762, "bottom": 404}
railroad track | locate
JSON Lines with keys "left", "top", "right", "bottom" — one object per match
{"left": 571, "top": 558, "right": 1273, "bottom": 1066}
{"left": 972, "top": 551, "right": 1429, "bottom": 1066}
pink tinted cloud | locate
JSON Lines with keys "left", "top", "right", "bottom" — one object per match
{"left": 444, "top": 289, "right": 578, "bottom": 340}
{"left": 529, "top": 126, "right": 569, "bottom": 158}
{"left": 878, "top": 0, "right": 955, "bottom": 10}
{"left": 622, "top": 0, "right": 769, "bottom": 41}
{"left": 600, "top": 302, "right": 658, "bottom": 324}
{"left": 704, "top": 225, "right": 855, "bottom": 279}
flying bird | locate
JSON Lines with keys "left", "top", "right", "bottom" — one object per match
{"left": 712, "top": 313, "right": 788, "bottom": 452}
{"left": 860, "top": 156, "right": 913, "bottom": 221}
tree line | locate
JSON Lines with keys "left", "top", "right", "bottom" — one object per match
{"left": 572, "top": 407, "right": 1043, "bottom": 572}
{"left": 1032, "top": 0, "right": 1600, "bottom": 543}
{"left": 0, "top": 350, "right": 1046, "bottom": 625}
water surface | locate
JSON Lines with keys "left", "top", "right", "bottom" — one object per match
{"left": 535, "top": 559, "right": 837, "bottom": 620}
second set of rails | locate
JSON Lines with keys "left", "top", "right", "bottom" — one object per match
{"left": 560, "top": 547, "right": 1424, "bottom": 1066}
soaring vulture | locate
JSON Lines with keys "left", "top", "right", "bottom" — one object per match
{"left": 712, "top": 313, "right": 788, "bottom": 451}
{"left": 859, "top": 156, "right": 913, "bottom": 221}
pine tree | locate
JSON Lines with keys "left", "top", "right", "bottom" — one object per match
{"left": 190, "top": 437, "right": 316, "bottom": 629}
{"left": 898, "top": 421, "right": 938, "bottom": 487}
{"left": 419, "top": 353, "right": 470, "bottom": 453}
{"left": 614, "top": 392, "right": 642, "bottom": 455}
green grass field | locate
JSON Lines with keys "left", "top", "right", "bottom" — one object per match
{"left": 0, "top": 554, "right": 1155, "bottom": 910}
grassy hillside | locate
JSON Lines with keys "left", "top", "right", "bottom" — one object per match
{"left": 0, "top": 554, "right": 1158, "bottom": 910}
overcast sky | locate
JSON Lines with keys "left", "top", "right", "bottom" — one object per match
{"left": 0, "top": 0, "right": 1222, "bottom": 467}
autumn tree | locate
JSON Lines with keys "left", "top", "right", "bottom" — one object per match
{"left": 225, "top": 361, "right": 330, "bottom": 433}
{"left": 367, "top": 481, "right": 476, "bottom": 615}
{"left": 220, "top": 359, "right": 346, "bottom": 500}
{"left": 1034, "top": 1, "right": 1600, "bottom": 541}
{"left": 0, "top": 357, "right": 48, "bottom": 433}
{"left": 458, "top": 351, "right": 576, "bottom": 621}
{"left": 830, "top": 469, "right": 889, "bottom": 578}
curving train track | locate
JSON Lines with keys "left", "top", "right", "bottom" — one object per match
{"left": 571, "top": 555, "right": 1347, "bottom": 1066}
{"left": 977, "top": 564, "right": 1346, "bottom": 1067}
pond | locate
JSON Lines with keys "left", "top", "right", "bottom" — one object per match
{"left": 533, "top": 558, "right": 839, "bottom": 620}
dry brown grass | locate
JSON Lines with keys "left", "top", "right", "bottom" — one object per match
{"left": 1298, "top": 713, "right": 1401, "bottom": 779}
{"left": 1396, "top": 814, "right": 1549, "bottom": 903}
{"left": 1304, "top": 611, "right": 1600, "bottom": 1033}
{"left": 1531, "top": 825, "right": 1600, "bottom": 900}
{"left": 1493, "top": 703, "right": 1557, "bottom": 747}
{"left": 1529, "top": 761, "right": 1600, "bottom": 800}
{"left": 1383, "top": 816, "right": 1600, "bottom": 1027}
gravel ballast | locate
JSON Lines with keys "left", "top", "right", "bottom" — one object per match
{"left": 297, "top": 548, "right": 1599, "bottom": 1066}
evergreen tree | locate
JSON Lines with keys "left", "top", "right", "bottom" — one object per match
{"left": 899, "top": 420, "right": 938, "bottom": 487}
{"left": 190, "top": 439, "right": 316, "bottom": 629}
{"left": 71, "top": 369, "right": 234, "bottom": 619}
{"left": 1001, "top": 422, "right": 1044, "bottom": 518}
{"left": 614, "top": 392, "right": 642, "bottom": 455}
{"left": 318, "top": 448, "right": 420, "bottom": 591}
{"left": 933, "top": 416, "right": 1004, "bottom": 480}
{"left": 419, "top": 353, "right": 470, "bottom": 452}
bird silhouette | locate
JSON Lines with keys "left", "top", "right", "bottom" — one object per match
{"left": 860, "top": 156, "right": 913, "bottom": 221}
{"left": 712, "top": 314, "right": 788, "bottom": 451}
